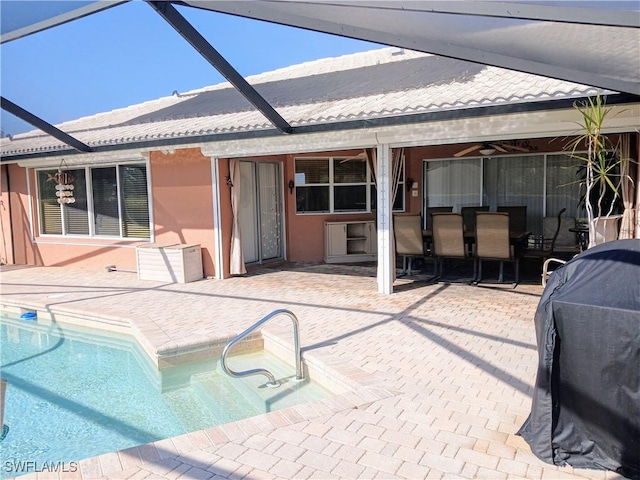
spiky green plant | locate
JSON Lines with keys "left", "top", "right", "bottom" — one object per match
{"left": 566, "top": 95, "right": 622, "bottom": 248}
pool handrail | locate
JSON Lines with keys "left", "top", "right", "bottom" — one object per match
{"left": 220, "top": 309, "right": 304, "bottom": 387}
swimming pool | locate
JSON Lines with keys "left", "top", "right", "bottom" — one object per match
{"left": 0, "top": 313, "right": 331, "bottom": 478}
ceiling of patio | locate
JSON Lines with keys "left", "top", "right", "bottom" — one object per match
{"left": 1, "top": 0, "right": 639, "bottom": 155}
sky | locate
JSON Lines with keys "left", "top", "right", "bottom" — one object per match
{"left": 0, "top": 1, "right": 380, "bottom": 136}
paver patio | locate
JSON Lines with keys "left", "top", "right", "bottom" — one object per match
{"left": 0, "top": 263, "right": 625, "bottom": 479}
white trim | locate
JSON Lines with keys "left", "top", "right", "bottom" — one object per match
{"left": 279, "top": 161, "right": 288, "bottom": 261}
{"left": 146, "top": 156, "right": 155, "bottom": 243}
{"left": 87, "top": 168, "right": 95, "bottom": 237}
{"left": 198, "top": 104, "right": 639, "bottom": 158}
{"left": 479, "top": 158, "right": 485, "bottom": 206}
{"left": 16, "top": 150, "right": 148, "bottom": 168}
{"left": 542, "top": 155, "right": 548, "bottom": 217}
{"left": 294, "top": 156, "right": 372, "bottom": 214}
{"left": 376, "top": 143, "right": 394, "bottom": 295}
{"left": 33, "top": 162, "right": 152, "bottom": 241}
{"left": 116, "top": 166, "right": 124, "bottom": 238}
{"left": 33, "top": 240, "right": 140, "bottom": 248}
{"left": 210, "top": 156, "right": 224, "bottom": 280}
{"left": 26, "top": 168, "right": 34, "bottom": 241}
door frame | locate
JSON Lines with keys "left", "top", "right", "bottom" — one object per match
{"left": 240, "top": 159, "right": 286, "bottom": 266}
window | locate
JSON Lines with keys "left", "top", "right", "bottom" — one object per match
{"left": 37, "top": 163, "right": 150, "bottom": 238}
{"left": 295, "top": 157, "right": 404, "bottom": 213}
{"left": 423, "top": 153, "right": 582, "bottom": 235}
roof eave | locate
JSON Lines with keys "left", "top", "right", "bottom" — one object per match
{"left": 2, "top": 92, "right": 638, "bottom": 163}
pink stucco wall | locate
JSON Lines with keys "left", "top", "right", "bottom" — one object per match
{"left": 3, "top": 149, "right": 217, "bottom": 276}
{"left": 149, "top": 149, "right": 215, "bottom": 277}
{"left": 1, "top": 164, "right": 17, "bottom": 265}
{"left": 6, "top": 164, "right": 154, "bottom": 271}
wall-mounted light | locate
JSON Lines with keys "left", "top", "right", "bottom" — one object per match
{"left": 406, "top": 178, "right": 415, "bottom": 191}
{"left": 288, "top": 180, "right": 295, "bottom": 194}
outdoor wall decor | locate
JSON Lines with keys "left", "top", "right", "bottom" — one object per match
{"left": 47, "top": 160, "right": 76, "bottom": 204}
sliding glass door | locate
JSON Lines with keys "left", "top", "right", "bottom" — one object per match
{"left": 423, "top": 153, "right": 582, "bottom": 234}
{"left": 424, "top": 158, "right": 482, "bottom": 211}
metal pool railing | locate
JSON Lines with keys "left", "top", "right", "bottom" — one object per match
{"left": 220, "top": 309, "right": 304, "bottom": 388}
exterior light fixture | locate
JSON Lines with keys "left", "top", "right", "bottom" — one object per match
{"left": 478, "top": 147, "right": 496, "bottom": 156}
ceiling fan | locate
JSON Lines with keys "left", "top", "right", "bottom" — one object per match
{"left": 454, "top": 140, "right": 532, "bottom": 157}
{"left": 340, "top": 152, "right": 368, "bottom": 163}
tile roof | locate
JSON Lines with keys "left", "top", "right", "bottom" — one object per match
{"left": 1, "top": 47, "right": 602, "bottom": 158}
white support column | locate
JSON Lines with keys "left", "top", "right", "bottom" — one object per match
{"left": 210, "top": 156, "right": 224, "bottom": 279}
{"left": 376, "top": 143, "right": 394, "bottom": 294}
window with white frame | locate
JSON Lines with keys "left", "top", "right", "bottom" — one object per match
{"left": 294, "top": 157, "right": 404, "bottom": 213}
{"left": 37, "top": 163, "right": 150, "bottom": 238}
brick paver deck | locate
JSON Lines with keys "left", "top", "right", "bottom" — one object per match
{"left": 0, "top": 264, "right": 624, "bottom": 479}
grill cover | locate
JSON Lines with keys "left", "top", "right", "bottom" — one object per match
{"left": 518, "top": 239, "right": 640, "bottom": 478}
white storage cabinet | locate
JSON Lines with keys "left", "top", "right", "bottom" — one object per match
{"left": 324, "top": 221, "right": 377, "bottom": 263}
{"left": 136, "top": 243, "right": 203, "bottom": 283}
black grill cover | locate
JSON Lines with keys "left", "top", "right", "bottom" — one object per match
{"left": 518, "top": 239, "right": 640, "bottom": 479}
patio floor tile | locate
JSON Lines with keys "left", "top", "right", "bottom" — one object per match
{"left": 0, "top": 263, "right": 601, "bottom": 479}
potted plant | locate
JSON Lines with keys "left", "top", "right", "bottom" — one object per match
{"left": 566, "top": 95, "right": 625, "bottom": 248}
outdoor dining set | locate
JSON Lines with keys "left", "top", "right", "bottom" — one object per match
{"left": 394, "top": 205, "right": 584, "bottom": 286}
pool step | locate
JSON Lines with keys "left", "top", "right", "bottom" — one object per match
{"left": 162, "top": 375, "right": 260, "bottom": 431}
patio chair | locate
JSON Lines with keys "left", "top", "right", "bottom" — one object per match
{"left": 497, "top": 205, "right": 527, "bottom": 232}
{"left": 542, "top": 257, "right": 567, "bottom": 287}
{"left": 523, "top": 208, "right": 579, "bottom": 284}
{"left": 424, "top": 206, "right": 453, "bottom": 255}
{"left": 431, "top": 213, "right": 474, "bottom": 279}
{"left": 394, "top": 213, "right": 425, "bottom": 276}
{"left": 475, "top": 212, "right": 519, "bottom": 286}
{"left": 524, "top": 208, "right": 575, "bottom": 259}
{"left": 425, "top": 206, "right": 453, "bottom": 229}
{"left": 552, "top": 213, "right": 580, "bottom": 257}
{"left": 461, "top": 206, "right": 490, "bottom": 233}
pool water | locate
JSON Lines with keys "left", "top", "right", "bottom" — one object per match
{"left": 0, "top": 314, "right": 331, "bottom": 477}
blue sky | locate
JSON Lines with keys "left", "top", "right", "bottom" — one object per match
{"left": 0, "top": 1, "right": 379, "bottom": 136}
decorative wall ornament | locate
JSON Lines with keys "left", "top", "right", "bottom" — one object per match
{"left": 47, "top": 159, "right": 76, "bottom": 204}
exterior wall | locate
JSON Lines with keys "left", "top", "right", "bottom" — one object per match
{"left": 3, "top": 149, "right": 217, "bottom": 277}
{"left": 150, "top": 149, "right": 215, "bottom": 278}
{"left": 284, "top": 151, "right": 378, "bottom": 264}
{"left": 217, "top": 149, "right": 384, "bottom": 270}
{"left": 8, "top": 164, "right": 146, "bottom": 270}
{"left": 4, "top": 132, "right": 636, "bottom": 276}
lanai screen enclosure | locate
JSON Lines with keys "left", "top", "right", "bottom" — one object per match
{"left": 1, "top": 1, "right": 639, "bottom": 296}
